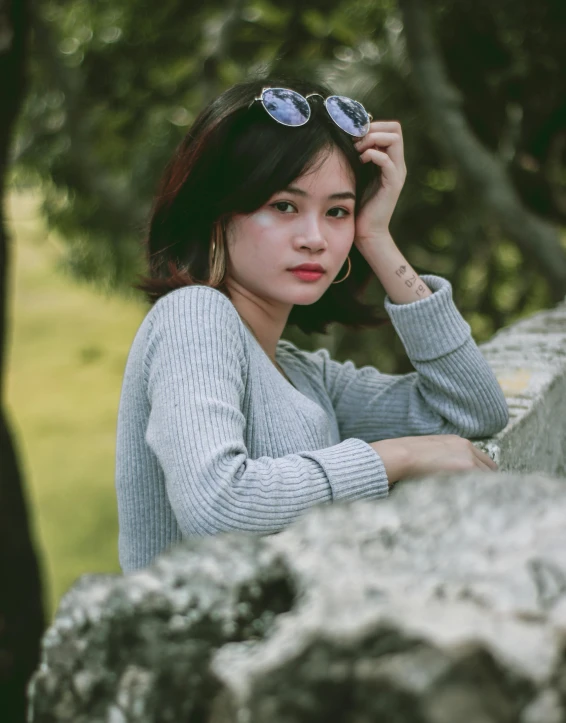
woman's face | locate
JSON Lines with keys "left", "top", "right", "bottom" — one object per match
{"left": 224, "top": 146, "right": 356, "bottom": 306}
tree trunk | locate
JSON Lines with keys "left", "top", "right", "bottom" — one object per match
{"left": 0, "top": 1, "right": 45, "bottom": 721}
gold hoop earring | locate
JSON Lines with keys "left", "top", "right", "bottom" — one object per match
{"left": 331, "top": 255, "right": 351, "bottom": 284}
{"left": 209, "top": 221, "right": 227, "bottom": 286}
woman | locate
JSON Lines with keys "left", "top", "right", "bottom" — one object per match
{"left": 115, "top": 76, "right": 508, "bottom": 573}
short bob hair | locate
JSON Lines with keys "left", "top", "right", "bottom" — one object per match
{"left": 133, "top": 74, "right": 391, "bottom": 335}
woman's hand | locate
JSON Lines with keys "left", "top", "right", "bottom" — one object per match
{"left": 352, "top": 120, "right": 407, "bottom": 247}
{"left": 370, "top": 435, "right": 499, "bottom": 488}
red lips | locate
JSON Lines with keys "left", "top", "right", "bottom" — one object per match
{"left": 289, "top": 264, "right": 325, "bottom": 272}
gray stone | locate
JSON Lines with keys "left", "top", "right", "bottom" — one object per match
{"left": 28, "top": 469, "right": 566, "bottom": 722}
{"left": 473, "top": 294, "right": 566, "bottom": 479}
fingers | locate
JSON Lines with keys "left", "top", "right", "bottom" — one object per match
{"left": 470, "top": 444, "right": 499, "bottom": 471}
{"left": 354, "top": 123, "right": 405, "bottom": 172}
{"left": 359, "top": 121, "right": 403, "bottom": 145}
{"left": 366, "top": 120, "right": 403, "bottom": 133}
{"left": 358, "top": 148, "right": 396, "bottom": 171}
{"left": 354, "top": 131, "right": 399, "bottom": 151}
{"left": 474, "top": 458, "right": 494, "bottom": 472}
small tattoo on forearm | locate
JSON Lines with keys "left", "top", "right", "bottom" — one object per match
{"left": 404, "top": 274, "right": 417, "bottom": 288}
{"left": 395, "top": 265, "right": 407, "bottom": 277}
{"left": 416, "top": 284, "right": 425, "bottom": 296}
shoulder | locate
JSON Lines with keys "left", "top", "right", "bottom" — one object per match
{"left": 146, "top": 285, "right": 245, "bottom": 338}
{"left": 150, "top": 284, "right": 238, "bottom": 320}
{"left": 140, "top": 286, "right": 249, "bottom": 380}
{"left": 141, "top": 285, "right": 249, "bottom": 362}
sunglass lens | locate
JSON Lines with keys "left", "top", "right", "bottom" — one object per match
{"left": 326, "top": 96, "right": 370, "bottom": 137}
{"left": 261, "top": 88, "right": 310, "bottom": 126}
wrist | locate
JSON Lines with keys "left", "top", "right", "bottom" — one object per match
{"left": 355, "top": 230, "right": 395, "bottom": 248}
{"left": 371, "top": 438, "right": 411, "bottom": 487}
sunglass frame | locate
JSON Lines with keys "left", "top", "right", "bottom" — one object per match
{"left": 249, "top": 87, "right": 373, "bottom": 137}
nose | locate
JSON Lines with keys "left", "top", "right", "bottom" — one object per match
{"left": 295, "top": 213, "right": 326, "bottom": 249}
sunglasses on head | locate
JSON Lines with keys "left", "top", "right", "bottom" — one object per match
{"left": 249, "top": 87, "right": 373, "bottom": 138}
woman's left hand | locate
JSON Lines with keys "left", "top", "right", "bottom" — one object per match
{"left": 352, "top": 120, "right": 407, "bottom": 247}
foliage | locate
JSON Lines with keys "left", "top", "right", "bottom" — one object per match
{"left": 11, "top": 0, "right": 566, "bottom": 369}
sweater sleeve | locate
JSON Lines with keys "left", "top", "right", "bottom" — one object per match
{"left": 143, "top": 287, "right": 389, "bottom": 538}
{"left": 299, "top": 274, "right": 509, "bottom": 443}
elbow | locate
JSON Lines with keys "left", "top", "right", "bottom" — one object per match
{"left": 439, "top": 395, "right": 510, "bottom": 439}
{"left": 470, "top": 382, "right": 511, "bottom": 438}
{"left": 496, "top": 400, "right": 510, "bottom": 432}
{"left": 176, "top": 504, "right": 233, "bottom": 538}
{"left": 464, "top": 364, "right": 511, "bottom": 437}
{"left": 483, "top": 376, "right": 511, "bottom": 435}
{"left": 178, "top": 491, "right": 276, "bottom": 538}
{"left": 475, "top": 410, "right": 509, "bottom": 438}
{"left": 483, "top": 391, "right": 510, "bottom": 436}
{"left": 464, "top": 398, "right": 510, "bottom": 439}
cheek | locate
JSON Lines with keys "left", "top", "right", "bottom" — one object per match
{"left": 251, "top": 210, "right": 276, "bottom": 229}
{"left": 332, "top": 218, "right": 356, "bottom": 244}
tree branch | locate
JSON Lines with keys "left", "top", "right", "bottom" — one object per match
{"left": 200, "top": 0, "right": 246, "bottom": 104}
{"left": 397, "top": 0, "right": 566, "bottom": 302}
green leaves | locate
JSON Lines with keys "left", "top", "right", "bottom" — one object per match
{"left": 12, "top": 0, "right": 564, "bottom": 346}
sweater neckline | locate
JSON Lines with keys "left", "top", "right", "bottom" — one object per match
{"left": 240, "top": 322, "right": 299, "bottom": 390}
{"left": 274, "top": 347, "right": 299, "bottom": 390}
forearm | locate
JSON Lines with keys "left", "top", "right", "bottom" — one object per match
{"left": 357, "top": 232, "right": 433, "bottom": 305}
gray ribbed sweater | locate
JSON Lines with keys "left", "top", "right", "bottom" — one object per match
{"left": 115, "top": 274, "right": 509, "bottom": 572}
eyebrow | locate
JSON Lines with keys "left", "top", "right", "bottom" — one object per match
{"left": 283, "top": 185, "right": 356, "bottom": 202}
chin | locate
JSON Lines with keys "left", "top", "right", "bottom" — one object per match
{"left": 290, "top": 288, "right": 327, "bottom": 303}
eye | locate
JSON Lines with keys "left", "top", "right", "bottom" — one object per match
{"left": 327, "top": 207, "right": 351, "bottom": 218}
{"left": 271, "top": 201, "right": 296, "bottom": 213}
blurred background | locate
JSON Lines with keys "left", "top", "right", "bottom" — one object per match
{"left": 1, "top": 0, "right": 565, "bottom": 719}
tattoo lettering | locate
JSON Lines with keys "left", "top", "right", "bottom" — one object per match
{"left": 416, "top": 284, "right": 425, "bottom": 296}
{"left": 395, "top": 265, "right": 407, "bottom": 277}
{"left": 404, "top": 274, "right": 417, "bottom": 288}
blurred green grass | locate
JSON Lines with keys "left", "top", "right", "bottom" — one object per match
{"left": 5, "top": 188, "right": 146, "bottom": 621}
